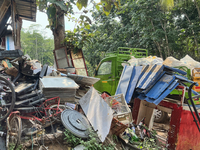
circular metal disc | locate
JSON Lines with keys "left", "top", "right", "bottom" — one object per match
{"left": 61, "top": 109, "right": 90, "bottom": 138}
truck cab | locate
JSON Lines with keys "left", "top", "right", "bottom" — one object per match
{"left": 93, "top": 47, "right": 148, "bottom": 95}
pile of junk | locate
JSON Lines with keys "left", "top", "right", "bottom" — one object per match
{"left": 0, "top": 50, "right": 200, "bottom": 150}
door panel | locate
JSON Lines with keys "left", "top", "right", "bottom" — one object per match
{"left": 94, "top": 61, "right": 115, "bottom": 95}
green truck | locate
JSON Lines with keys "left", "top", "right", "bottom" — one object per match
{"left": 93, "top": 47, "right": 196, "bottom": 123}
{"left": 93, "top": 47, "right": 148, "bottom": 95}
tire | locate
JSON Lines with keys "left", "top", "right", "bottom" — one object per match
{"left": 0, "top": 76, "right": 16, "bottom": 122}
{"left": 154, "top": 110, "right": 168, "bottom": 123}
{"left": 7, "top": 115, "right": 22, "bottom": 150}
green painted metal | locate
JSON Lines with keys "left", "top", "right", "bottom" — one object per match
{"left": 93, "top": 47, "right": 148, "bottom": 96}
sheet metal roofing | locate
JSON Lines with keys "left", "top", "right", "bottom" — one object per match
{"left": 116, "top": 65, "right": 198, "bottom": 105}
{"left": 15, "top": 0, "right": 37, "bottom": 22}
{"left": 0, "top": 0, "right": 36, "bottom": 22}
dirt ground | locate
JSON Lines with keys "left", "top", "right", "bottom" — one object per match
{"left": 153, "top": 122, "right": 170, "bottom": 139}
{"left": 31, "top": 143, "right": 70, "bottom": 150}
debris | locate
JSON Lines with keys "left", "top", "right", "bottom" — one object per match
{"left": 61, "top": 109, "right": 90, "bottom": 138}
{"left": 1, "top": 49, "right": 199, "bottom": 150}
{"left": 67, "top": 73, "right": 100, "bottom": 86}
{"left": 39, "top": 77, "right": 79, "bottom": 99}
{"left": 79, "top": 87, "right": 113, "bottom": 142}
{"left": 105, "top": 94, "right": 132, "bottom": 126}
{"left": 110, "top": 118, "right": 127, "bottom": 136}
{"left": 22, "top": 132, "right": 63, "bottom": 148}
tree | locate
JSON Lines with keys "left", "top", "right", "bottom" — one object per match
{"left": 36, "top": 0, "right": 120, "bottom": 50}
{"left": 21, "top": 24, "right": 54, "bottom": 65}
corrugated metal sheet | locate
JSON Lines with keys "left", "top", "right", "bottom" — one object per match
{"left": 15, "top": 0, "right": 36, "bottom": 22}
{"left": 140, "top": 65, "right": 164, "bottom": 90}
{"left": 125, "top": 66, "right": 143, "bottom": 103}
{"left": 0, "top": 0, "right": 36, "bottom": 37}
{"left": 115, "top": 66, "right": 133, "bottom": 96}
{"left": 116, "top": 65, "right": 197, "bottom": 105}
{"left": 136, "top": 64, "right": 158, "bottom": 89}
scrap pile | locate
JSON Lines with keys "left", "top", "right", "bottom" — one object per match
{"left": 0, "top": 50, "right": 199, "bottom": 150}
{"left": 0, "top": 51, "right": 117, "bottom": 150}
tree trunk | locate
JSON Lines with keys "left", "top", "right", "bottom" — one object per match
{"left": 150, "top": 19, "right": 163, "bottom": 58}
{"left": 184, "top": 13, "right": 199, "bottom": 55}
{"left": 52, "top": 4, "right": 65, "bottom": 50}
{"left": 194, "top": 0, "right": 200, "bottom": 20}
{"left": 160, "top": 20, "right": 170, "bottom": 57}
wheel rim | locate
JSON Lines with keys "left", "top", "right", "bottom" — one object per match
{"left": 8, "top": 115, "right": 22, "bottom": 149}
{"left": 0, "top": 77, "right": 16, "bottom": 122}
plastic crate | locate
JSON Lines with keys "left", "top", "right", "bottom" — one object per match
{"left": 105, "top": 94, "right": 133, "bottom": 125}
{"left": 192, "top": 76, "right": 200, "bottom": 81}
{"left": 192, "top": 68, "right": 200, "bottom": 77}
{"left": 192, "top": 81, "right": 200, "bottom": 92}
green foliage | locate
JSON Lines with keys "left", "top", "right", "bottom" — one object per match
{"left": 9, "top": 144, "right": 23, "bottom": 150}
{"left": 21, "top": 25, "right": 54, "bottom": 66}
{"left": 138, "top": 137, "right": 161, "bottom": 150}
{"left": 64, "top": 129, "right": 82, "bottom": 147}
{"left": 76, "top": 0, "right": 88, "bottom": 10}
{"left": 78, "top": 0, "right": 200, "bottom": 72}
{"left": 64, "top": 129, "right": 115, "bottom": 150}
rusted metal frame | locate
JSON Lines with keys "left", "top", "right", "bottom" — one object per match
{"left": 132, "top": 98, "right": 141, "bottom": 124}
{"left": 53, "top": 50, "right": 59, "bottom": 69}
{"left": 19, "top": 97, "right": 61, "bottom": 122}
{"left": 71, "top": 49, "right": 88, "bottom": 76}
{"left": 53, "top": 47, "right": 70, "bottom": 69}
{"left": 56, "top": 57, "right": 67, "bottom": 61}
{"left": 64, "top": 47, "right": 70, "bottom": 68}
{"left": 175, "top": 85, "right": 185, "bottom": 106}
{"left": 187, "top": 83, "right": 200, "bottom": 132}
{"left": 81, "top": 50, "right": 88, "bottom": 76}
{"left": 69, "top": 49, "right": 75, "bottom": 67}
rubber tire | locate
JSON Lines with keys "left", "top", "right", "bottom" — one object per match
{"left": 0, "top": 76, "right": 16, "bottom": 122}
{"left": 7, "top": 115, "right": 22, "bottom": 150}
{"left": 154, "top": 110, "right": 168, "bottom": 123}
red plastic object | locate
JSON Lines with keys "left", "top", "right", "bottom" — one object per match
{"left": 101, "top": 92, "right": 110, "bottom": 100}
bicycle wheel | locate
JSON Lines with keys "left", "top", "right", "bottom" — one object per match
{"left": 0, "top": 76, "right": 16, "bottom": 122}
{"left": 7, "top": 115, "right": 22, "bottom": 150}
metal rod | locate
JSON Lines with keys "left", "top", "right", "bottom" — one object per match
{"left": 187, "top": 99, "right": 200, "bottom": 132}
{"left": 188, "top": 83, "right": 200, "bottom": 129}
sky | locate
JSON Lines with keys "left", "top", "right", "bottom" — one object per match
{"left": 22, "top": 11, "right": 76, "bottom": 38}
{"left": 22, "top": 4, "right": 95, "bottom": 38}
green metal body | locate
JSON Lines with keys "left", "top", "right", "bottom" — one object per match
{"left": 93, "top": 47, "right": 148, "bottom": 95}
